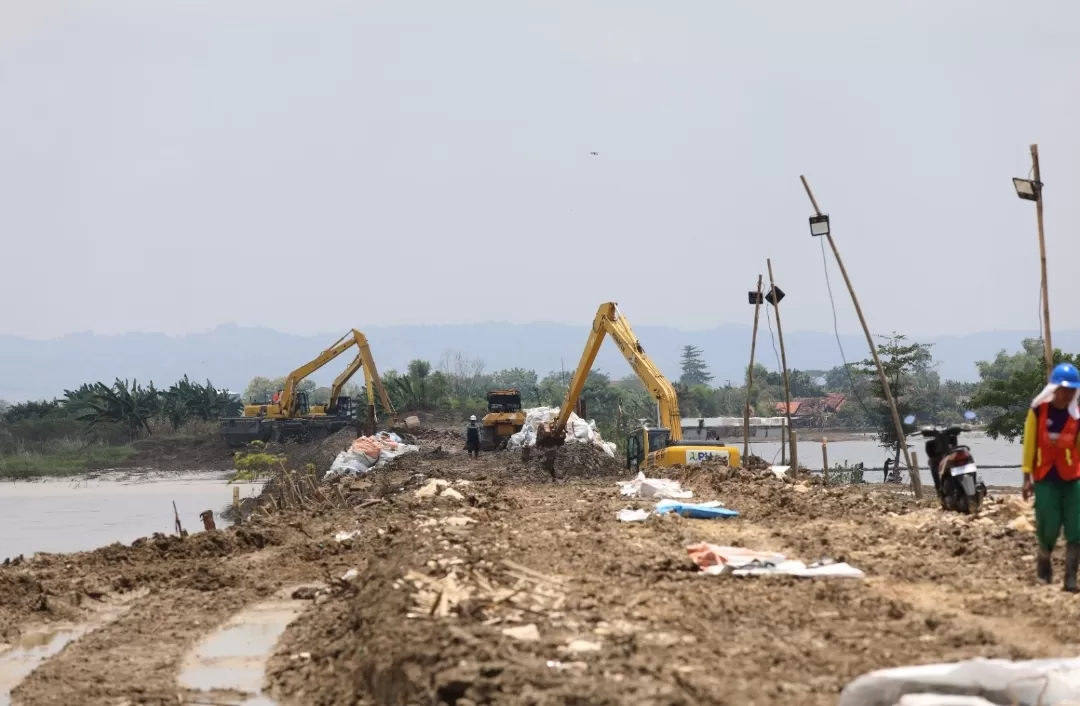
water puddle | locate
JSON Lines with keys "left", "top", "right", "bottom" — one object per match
{"left": 0, "top": 626, "right": 89, "bottom": 706}
{"left": 177, "top": 584, "right": 322, "bottom": 705}
{"left": 0, "top": 592, "right": 142, "bottom": 706}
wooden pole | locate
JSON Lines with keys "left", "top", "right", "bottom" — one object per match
{"left": 789, "top": 427, "right": 798, "bottom": 476}
{"left": 232, "top": 486, "right": 241, "bottom": 525}
{"left": 910, "top": 451, "right": 921, "bottom": 498}
{"left": 744, "top": 275, "right": 764, "bottom": 467}
{"left": 172, "top": 501, "right": 184, "bottom": 536}
{"left": 799, "top": 175, "right": 922, "bottom": 499}
{"left": 766, "top": 259, "right": 797, "bottom": 475}
{"left": 822, "top": 437, "right": 829, "bottom": 485}
{"left": 1031, "top": 144, "right": 1053, "bottom": 378}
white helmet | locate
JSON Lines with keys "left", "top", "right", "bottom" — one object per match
{"left": 470, "top": 415, "right": 477, "bottom": 421}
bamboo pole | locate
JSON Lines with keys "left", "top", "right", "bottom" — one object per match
{"left": 766, "top": 259, "right": 797, "bottom": 474}
{"left": 799, "top": 175, "right": 921, "bottom": 499}
{"left": 744, "top": 275, "right": 764, "bottom": 467}
{"left": 1031, "top": 145, "right": 1053, "bottom": 378}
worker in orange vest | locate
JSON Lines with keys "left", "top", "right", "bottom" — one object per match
{"left": 1022, "top": 362, "right": 1080, "bottom": 591}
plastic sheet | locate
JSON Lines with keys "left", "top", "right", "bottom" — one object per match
{"left": 325, "top": 432, "right": 418, "bottom": 480}
{"left": 839, "top": 656, "right": 1080, "bottom": 706}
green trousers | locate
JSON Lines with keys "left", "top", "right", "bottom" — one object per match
{"left": 1034, "top": 479, "right": 1080, "bottom": 551}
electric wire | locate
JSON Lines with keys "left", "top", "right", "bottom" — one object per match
{"left": 818, "top": 235, "right": 874, "bottom": 418}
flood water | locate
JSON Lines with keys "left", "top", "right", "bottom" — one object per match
{"left": 0, "top": 473, "right": 263, "bottom": 560}
{"left": 745, "top": 431, "right": 1025, "bottom": 487}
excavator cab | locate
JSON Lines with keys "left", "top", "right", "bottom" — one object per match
{"left": 625, "top": 426, "right": 672, "bottom": 471}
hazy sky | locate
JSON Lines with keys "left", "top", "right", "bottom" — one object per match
{"left": 1, "top": 0, "right": 1078, "bottom": 339}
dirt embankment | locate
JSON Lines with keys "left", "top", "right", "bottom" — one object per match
{"left": 0, "top": 432, "right": 1071, "bottom": 706}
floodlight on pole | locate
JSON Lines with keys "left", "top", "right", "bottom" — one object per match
{"left": 1012, "top": 177, "right": 1042, "bottom": 202}
{"left": 809, "top": 214, "right": 831, "bottom": 237}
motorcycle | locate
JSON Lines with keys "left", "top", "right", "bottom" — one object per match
{"left": 905, "top": 411, "right": 987, "bottom": 515}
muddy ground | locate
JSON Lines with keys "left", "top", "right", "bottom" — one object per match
{"left": 0, "top": 433, "right": 1072, "bottom": 706}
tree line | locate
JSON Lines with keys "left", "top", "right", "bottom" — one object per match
{"left": 0, "top": 377, "right": 240, "bottom": 452}
{"left": 1, "top": 337, "right": 1074, "bottom": 457}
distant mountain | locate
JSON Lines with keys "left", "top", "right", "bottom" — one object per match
{"left": 2, "top": 324, "right": 1078, "bottom": 402}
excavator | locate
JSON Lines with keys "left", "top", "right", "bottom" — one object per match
{"left": 219, "top": 329, "right": 395, "bottom": 447}
{"left": 536, "top": 302, "right": 741, "bottom": 470}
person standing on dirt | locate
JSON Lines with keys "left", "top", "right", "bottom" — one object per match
{"left": 465, "top": 415, "right": 481, "bottom": 458}
{"left": 1022, "top": 362, "right": 1080, "bottom": 591}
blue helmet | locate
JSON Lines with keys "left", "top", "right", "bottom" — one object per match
{"left": 1051, "top": 363, "right": 1080, "bottom": 388}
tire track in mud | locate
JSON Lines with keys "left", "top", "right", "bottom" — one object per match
{"left": 5, "top": 515, "right": 361, "bottom": 706}
{"left": 0, "top": 592, "right": 145, "bottom": 706}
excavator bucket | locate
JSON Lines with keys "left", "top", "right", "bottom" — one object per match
{"left": 534, "top": 422, "right": 565, "bottom": 448}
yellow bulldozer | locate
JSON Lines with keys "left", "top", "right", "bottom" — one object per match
{"left": 536, "top": 302, "right": 741, "bottom": 470}
{"left": 480, "top": 389, "right": 526, "bottom": 451}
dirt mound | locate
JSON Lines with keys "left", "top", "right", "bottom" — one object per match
{"left": 547, "top": 443, "right": 625, "bottom": 478}
{"left": 399, "top": 426, "right": 465, "bottom": 444}
{"left": 501, "top": 443, "right": 626, "bottom": 481}
{"left": 743, "top": 453, "right": 770, "bottom": 470}
{"left": 122, "top": 435, "right": 236, "bottom": 472}
{"left": 275, "top": 428, "right": 357, "bottom": 474}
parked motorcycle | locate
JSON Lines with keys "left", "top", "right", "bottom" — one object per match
{"left": 905, "top": 411, "right": 987, "bottom": 515}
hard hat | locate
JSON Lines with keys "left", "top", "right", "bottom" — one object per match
{"left": 1050, "top": 363, "right": 1080, "bottom": 388}
{"left": 470, "top": 415, "right": 477, "bottom": 421}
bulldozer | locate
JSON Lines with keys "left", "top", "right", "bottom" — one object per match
{"left": 479, "top": 389, "right": 526, "bottom": 451}
{"left": 535, "top": 302, "right": 741, "bottom": 470}
{"left": 219, "top": 329, "right": 394, "bottom": 446}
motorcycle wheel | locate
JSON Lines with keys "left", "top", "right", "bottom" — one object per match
{"left": 959, "top": 475, "right": 980, "bottom": 515}
{"left": 966, "top": 491, "right": 982, "bottom": 515}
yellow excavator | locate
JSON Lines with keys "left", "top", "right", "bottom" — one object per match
{"left": 536, "top": 302, "right": 741, "bottom": 470}
{"left": 219, "top": 329, "right": 394, "bottom": 446}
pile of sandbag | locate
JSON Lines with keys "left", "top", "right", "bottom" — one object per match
{"left": 325, "top": 431, "right": 419, "bottom": 480}
{"left": 507, "top": 406, "right": 617, "bottom": 457}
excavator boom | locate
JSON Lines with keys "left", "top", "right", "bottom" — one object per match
{"left": 309, "top": 331, "right": 396, "bottom": 418}
{"left": 538, "top": 302, "right": 682, "bottom": 444}
{"left": 536, "top": 302, "right": 740, "bottom": 469}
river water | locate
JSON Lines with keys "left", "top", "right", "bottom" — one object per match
{"left": 0, "top": 472, "right": 263, "bottom": 561}
{"left": 745, "top": 431, "right": 1025, "bottom": 487}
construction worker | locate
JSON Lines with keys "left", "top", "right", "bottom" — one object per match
{"left": 1022, "top": 362, "right": 1080, "bottom": 591}
{"left": 465, "top": 415, "right": 481, "bottom": 458}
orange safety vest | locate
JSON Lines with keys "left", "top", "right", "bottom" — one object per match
{"left": 1033, "top": 403, "right": 1080, "bottom": 482}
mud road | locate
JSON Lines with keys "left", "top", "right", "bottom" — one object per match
{"left": 0, "top": 436, "right": 1071, "bottom": 706}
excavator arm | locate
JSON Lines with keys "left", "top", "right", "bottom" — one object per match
{"left": 354, "top": 331, "right": 395, "bottom": 416}
{"left": 539, "top": 302, "right": 682, "bottom": 444}
{"left": 305, "top": 331, "right": 397, "bottom": 418}
{"left": 279, "top": 328, "right": 395, "bottom": 417}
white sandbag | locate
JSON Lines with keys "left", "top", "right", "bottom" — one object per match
{"left": 327, "top": 450, "right": 377, "bottom": 479}
{"left": 374, "top": 443, "right": 420, "bottom": 467}
{"left": 511, "top": 406, "right": 613, "bottom": 456}
{"left": 839, "top": 656, "right": 1080, "bottom": 706}
{"left": 568, "top": 417, "right": 593, "bottom": 442}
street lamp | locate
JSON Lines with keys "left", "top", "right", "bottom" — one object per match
{"left": 1012, "top": 177, "right": 1042, "bottom": 202}
{"left": 809, "top": 213, "right": 830, "bottom": 237}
